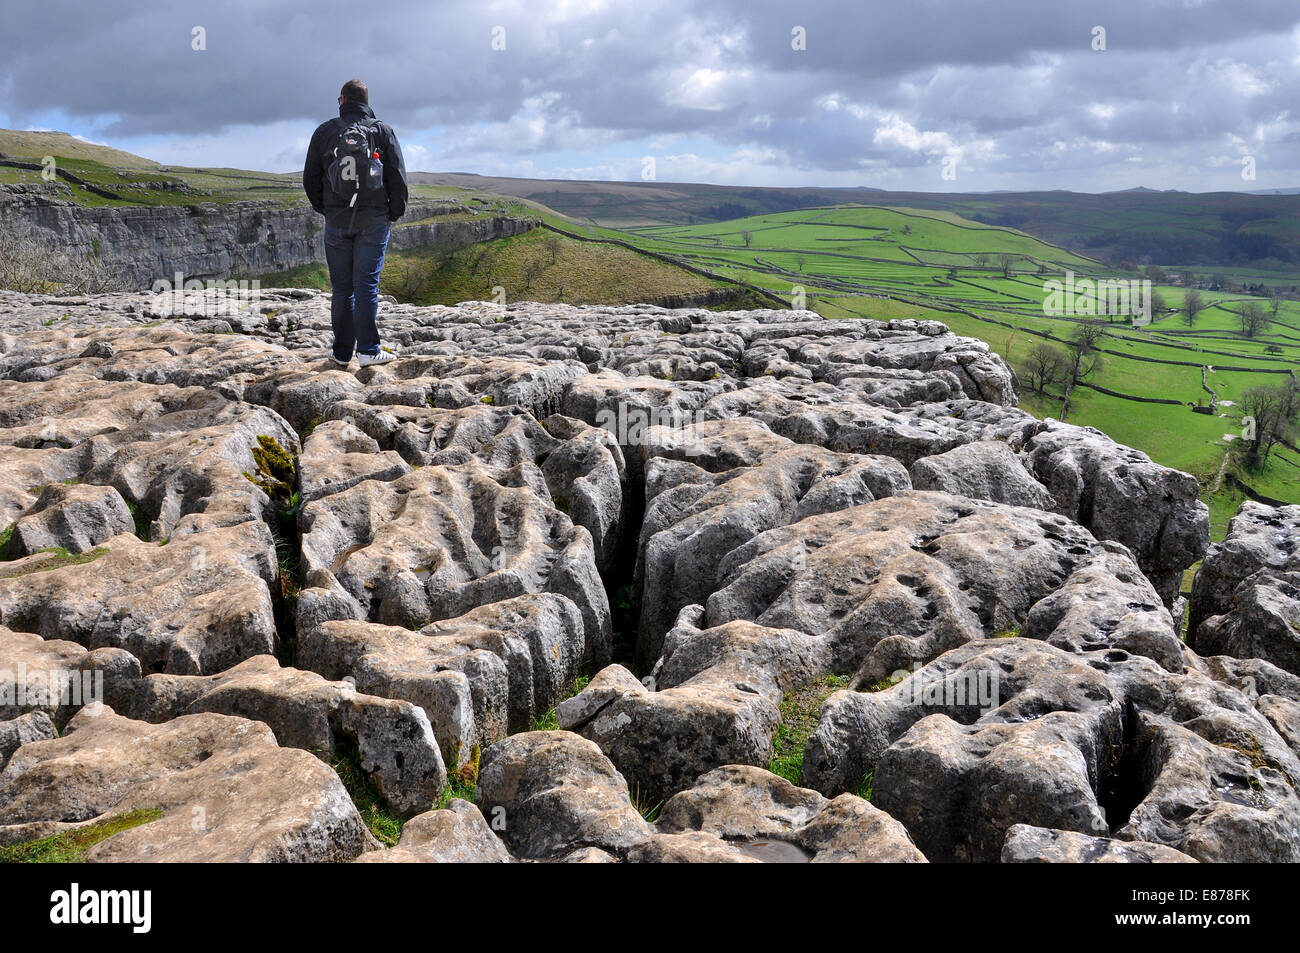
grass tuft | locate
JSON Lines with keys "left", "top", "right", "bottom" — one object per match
{"left": 435, "top": 744, "right": 482, "bottom": 810}
{"left": 0, "top": 808, "right": 163, "bottom": 862}
{"left": 768, "top": 674, "right": 850, "bottom": 785}
{"left": 242, "top": 434, "right": 296, "bottom": 506}
{"left": 0, "top": 546, "right": 109, "bottom": 579}
{"left": 330, "top": 735, "right": 404, "bottom": 847}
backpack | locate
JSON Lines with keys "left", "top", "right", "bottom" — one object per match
{"left": 325, "top": 118, "right": 385, "bottom": 223}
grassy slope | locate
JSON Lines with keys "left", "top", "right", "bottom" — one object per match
{"left": 258, "top": 227, "right": 760, "bottom": 308}
{"left": 0, "top": 129, "right": 161, "bottom": 168}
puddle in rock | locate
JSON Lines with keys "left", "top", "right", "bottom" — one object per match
{"left": 736, "top": 839, "right": 812, "bottom": 863}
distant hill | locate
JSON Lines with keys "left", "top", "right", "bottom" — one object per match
{"left": 0, "top": 129, "right": 160, "bottom": 169}
{"left": 414, "top": 172, "right": 1300, "bottom": 272}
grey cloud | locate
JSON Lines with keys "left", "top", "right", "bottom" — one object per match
{"left": 2, "top": 0, "right": 1298, "bottom": 189}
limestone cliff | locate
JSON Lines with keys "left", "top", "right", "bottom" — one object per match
{"left": 0, "top": 185, "right": 537, "bottom": 286}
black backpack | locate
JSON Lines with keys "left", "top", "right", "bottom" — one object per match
{"left": 325, "top": 118, "right": 384, "bottom": 224}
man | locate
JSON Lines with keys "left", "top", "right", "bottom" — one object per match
{"left": 303, "top": 79, "right": 408, "bottom": 366}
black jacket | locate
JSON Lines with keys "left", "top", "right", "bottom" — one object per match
{"left": 303, "top": 101, "right": 408, "bottom": 228}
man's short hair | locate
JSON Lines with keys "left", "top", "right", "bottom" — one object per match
{"left": 340, "top": 79, "right": 369, "bottom": 104}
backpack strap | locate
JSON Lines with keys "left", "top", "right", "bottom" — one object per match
{"left": 360, "top": 119, "right": 380, "bottom": 160}
{"left": 327, "top": 117, "right": 346, "bottom": 157}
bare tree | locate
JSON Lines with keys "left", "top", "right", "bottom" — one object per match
{"left": 522, "top": 258, "right": 545, "bottom": 291}
{"left": 1025, "top": 343, "right": 1067, "bottom": 393}
{"left": 465, "top": 244, "right": 490, "bottom": 275}
{"left": 1070, "top": 322, "right": 1107, "bottom": 354}
{"left": 1076, "top": 349, "right": 1106, "bottom": 383}
{"left": 740, "top": 230, "right": 753, "bottom": 248}
{"left": 997, "top": 254, "right": 1014, "bottom": 277}
{"left": 1068, "top": 323, "right": 1107, "bottom": 383}
{"left": 543, "top": 233, "right": 563, "bottom": 266}
{"left": 1149, "top": 288, "right": 1167, "bottom": 319}
{"left": 1240, "top": 382, "right": 1296, "bottom": 468}
{"left": 1238, "top": 301, "right": 1272, "bottom": 338}
{"left": 1182, "top": 288, "right": 1205, "bottom": 326}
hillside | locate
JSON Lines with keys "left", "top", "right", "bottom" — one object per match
{"left": 258, "top": 227, "right": 777, "bottom": 310}
{"left": 418, "top": 172, "right": 1300, "bottom": 274}
{"left": 0, "top": 129, "right": 161, "bottom": 169}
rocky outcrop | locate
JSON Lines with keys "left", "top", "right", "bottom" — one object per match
{"left": 0, "top": 286, "right": 1246, "bottom": 863}
{"left": 476, "top": 731, "right": 654, "bottom": 860}
{"left": 802, "top": 638, "right": 1300, "bottom": 863}
{"left": 1001, "top": 825, "right": 1198, "bottom": 863}
{"left": 656, "top": 764, "right": 926, "bottom": 862}
{"left": 114, "top": 654, "right": 446, "bottom": 816}
{"left": 0, "top": 707, "right": 375, "bottom": 861}
{"left": 1189, "top": 502, "right": 1300, "bottom": 677}
{"left": 355, "top": 799, "right": 512, "bottom": 863}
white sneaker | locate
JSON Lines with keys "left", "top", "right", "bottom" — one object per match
{"left": 357, "top": 347, "right": 397, "bottom": 367}
{"left": 329, "top": 354, "right": 351, "bottom": 367}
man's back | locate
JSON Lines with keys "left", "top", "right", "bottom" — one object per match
{"left": 303, "top": 99, "right": 408, "bottom": 229}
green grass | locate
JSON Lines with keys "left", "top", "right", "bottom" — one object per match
{"left": 124, "top": 498, "right": 152, "bottom": 541}
{"left": 0, "top": 546, "right": 109, "bottom": 578}
{"left": 242, "top": 434, "right": 296, "bottom": 506}
{"left": 379, "top": 228, "right": 758, "bottom": 308}
{"left": 0, "top": 808, "right": 163, "bottom": 862}
{"left": 330, "top": 736, "right": 404, "bottom": 846}
{"left": 769, "top": 674, "right": 850, "bottom": 785}
{"left": 857, "top": 769, "right": 875, "bottom": 802}
{"left": 630, "top": 783, "right": 665, "bottom": 823}
{"left": 0, "top": 129, "right": 161, "bottom": 168}
{"left": 253, "top": 225, "right": 777, "bottom": 312}
{"left": 434, "top": 744, "right": 482, "bottom": 811}
{"left": 529, "top": 676, "right": 591, "bottom": 732}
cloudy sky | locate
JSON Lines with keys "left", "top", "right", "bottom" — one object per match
{"left": 3, "top": 0, "right": 1299, "bottom": 192}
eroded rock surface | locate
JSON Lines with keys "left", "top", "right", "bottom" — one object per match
{"left": 803, "top": 638, "right": 1300, "bottom": 862}
{"left": 0, "top": 288, "right": 1252, "bottom": 864}
{"left": 1189, "top": 502, "right": 1300, "bottom": 677}
{"left": 0, "top": 707, "right": 373, "bottom": 861}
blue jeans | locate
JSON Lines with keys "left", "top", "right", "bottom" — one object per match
{"left": 324, "top": 219, "right": 391, "bottom": 360}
